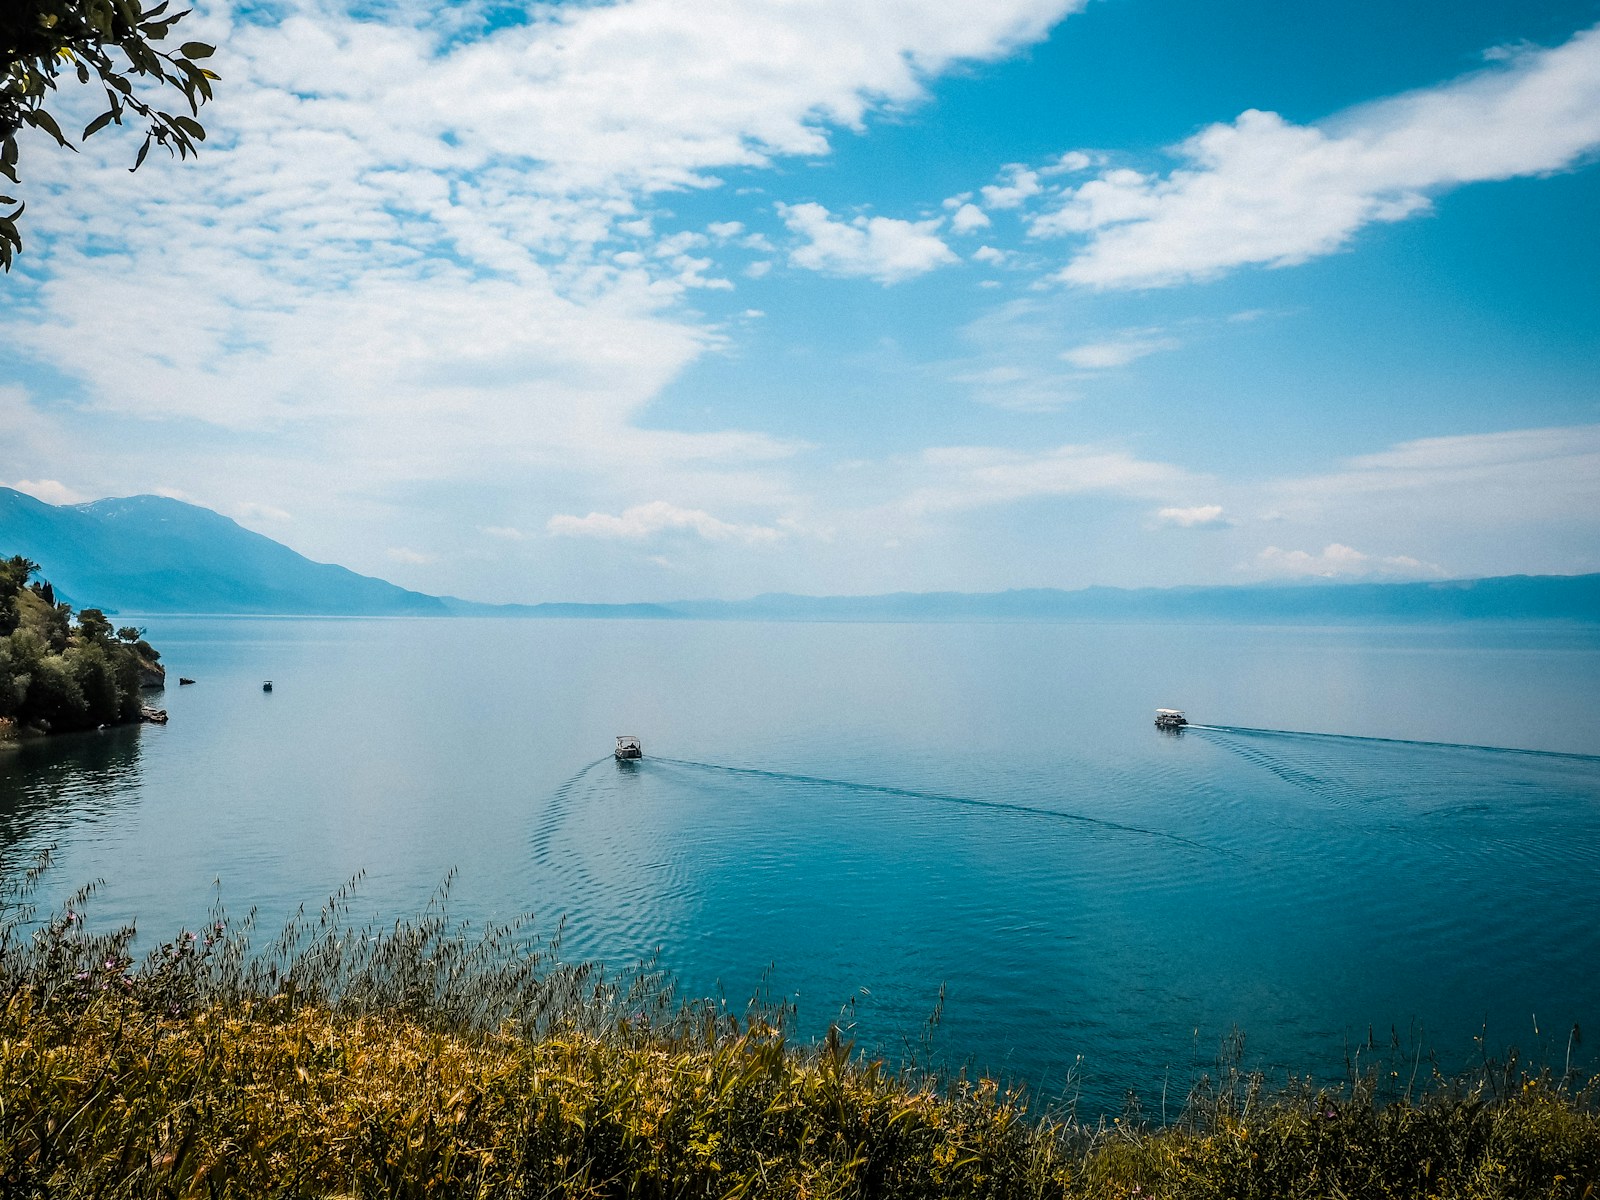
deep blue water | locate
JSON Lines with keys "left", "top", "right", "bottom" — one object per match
{"left": 3, "top": 617, "right": 1598, "bottom": 1111}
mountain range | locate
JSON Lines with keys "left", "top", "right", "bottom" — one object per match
{"left": 3, "top": 487, "right": 1597, "bottom": 623}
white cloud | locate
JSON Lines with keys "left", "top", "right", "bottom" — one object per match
{"left": 778, "top": 201, "right": 957, "bottom": 283}
{"left": 949, "top": 202, "right": 991, "bottom": 233}
{"left": 0, "top": 479, "right": 86, "bottom": 505}
{"left": 951, "top": 365, "right": 1078, "bottom": 412}
{"left": 980, "top": 165, "right": 1042, "bottom": 209}
{"left": 1272, "top": 424, "right": 1600, "bottom": 520}
{"left": 546, "top": 500, "right": 783, "bottom": 544}
{"left": 1155, "top": 504, "right": 1231, "bottom": 529}
{"left": 1033, "top": 22, "right": 1600, "bottom": 287}
{"left": 1256, "top": 543, "right": 1441, "bottom": 579}
{"left": 1239, "top": 425, "right": 1600, "bottom": 580}
{"left": 1040, "top": 150, "right": 1094, "bottom": 176}
{"left": 971, "top": 245, "right": 1010, "bottom": 265}
{"left": 905, "top": 443, "right": 1193, "bottom": 513}
{"left": 1060, "top": 332, "right": 1180, "bottom": 370}
{"left": 0, "top": 0, "right": 1082, "bottom": 557}
{"left": 386, "top": 546, "right": 434, "bottom": 565}
{"left": 479, "top": 525, "right": 527, "bottom": 541}
{"left": 232, "top": 501, "right": 293, "bottom": 523}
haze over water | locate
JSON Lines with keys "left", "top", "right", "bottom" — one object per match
{"left": 3, "top": 616, "right": 1598, "bottom": 1112}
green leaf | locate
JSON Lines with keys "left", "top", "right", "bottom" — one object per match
{"left": 179, "top": 42, "right": 214, "bottom": 60}
{"left": 171, "top": 116, "right": 205, "bottom": 140}
{"left": 83, "top": 110, "right": 117, "bottom": 138}
{"left": 22, "top": 110, "right": 72, "bottom": 149}
{"left": 132, "top": 135, "right": 150, "bottom": 171}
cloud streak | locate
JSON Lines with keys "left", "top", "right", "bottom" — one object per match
{"left": 547, "top": 500, "right": 783, "bottom": 544}
{"left": 905, "top": 443, "right": 1193, "bottom": 514}
{"left": 1031, "top": 23, "right": 1600, "bottom": 287}
{"left": 1255, "top": 543, "right": 1441, "bottom": 579}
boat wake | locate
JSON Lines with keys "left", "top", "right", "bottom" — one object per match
{"left": 1185, "top": 724, "right": 1600, "bottom": 810}
{"left": 530, "top": 756, "right": 610, "bottom": 866}
{"left": 1188, "top": 724, "right": 1600, "bottom": 762}
{"left": 651, "top": 757, "right": 1220, "bottom": 854}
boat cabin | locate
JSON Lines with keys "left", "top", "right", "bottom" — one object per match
{"left": 1154, "top": 708, "right": 1187, "bottom": 729}
{"left": 615, "top": 735, "right": 643, "bottom": 760}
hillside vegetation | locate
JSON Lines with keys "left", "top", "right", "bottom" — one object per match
{"left": 0, "top": 555, "right": 163, "bottom": 736}
{"left": 2, "top": 868, "right": 1595, "bottom": 1198}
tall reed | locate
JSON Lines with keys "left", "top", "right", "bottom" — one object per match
{"left": 1, "top": 853, "right": 1595, "bottom": 1198}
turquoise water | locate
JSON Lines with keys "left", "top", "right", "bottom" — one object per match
{"left": 3, "top": 617, "right": 1598, "bottom": 1110}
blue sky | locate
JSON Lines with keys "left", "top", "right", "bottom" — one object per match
{"left": 2, "top": 0, "right": 1598, "bottom": 602}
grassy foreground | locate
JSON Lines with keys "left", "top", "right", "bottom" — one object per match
{"left": 1, "top": 868, "right": 1596, "bottom": 1198}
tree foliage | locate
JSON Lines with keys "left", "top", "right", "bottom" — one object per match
{"left": 0, "top": 556, "right": 160, "bottom": 732}
{"left": 0, "top": 0, "right": 219, "bottom": 270}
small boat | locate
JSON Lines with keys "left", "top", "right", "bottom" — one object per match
{"left": 614, "top": 735, "right": 642, "bottom": 760}
{"left": 179, "top": 677, "right": 196, "bottom": 685}
{"left": 262, "top": 681, "right": 274, "bottom": 693}
{"left": 1155, "top": 708, "right": 1187, "bottom": 730}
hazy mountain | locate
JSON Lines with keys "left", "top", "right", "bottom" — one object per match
{"left": 664, "top": 576, "right": 1600, "bottom": 624}
{"left": 4, "top": 487, "right": 1597, "bottom": 622}
{"left": 0, "top": 488, "right": 447, "bottom": 615}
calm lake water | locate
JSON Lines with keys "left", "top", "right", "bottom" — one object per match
{"left": 3, "top": 616, "right": 1599, "bottom": 1111}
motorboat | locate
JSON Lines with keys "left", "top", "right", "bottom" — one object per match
{"left": 615, "top": 735, "right": 642, "bottom": 760}
{"left": 1155, "top": 708, "right": 1187, "bottom": 729}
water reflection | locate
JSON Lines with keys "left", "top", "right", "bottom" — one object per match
{"left": 0, "top": 724, "right": 147, "bottom": 858}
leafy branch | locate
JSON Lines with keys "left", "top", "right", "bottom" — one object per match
{"left": 1, "top": 0, "right": 220, "bottom": 270}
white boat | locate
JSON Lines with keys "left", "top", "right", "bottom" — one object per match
{"left": 614, "top": 735, "right": 642, "bottom": 760}
{"left": 1155, "top": 708, "right": 1187, "bottom": 729}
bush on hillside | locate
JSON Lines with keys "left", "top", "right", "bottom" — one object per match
{"left": 0, "top": 554, "right": 160, "bottom": 732}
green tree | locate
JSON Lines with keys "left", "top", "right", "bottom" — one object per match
{"left": 0, "top": 555, "right": 37, "bottom": 635}
{"left": 20, "top": 648, "right": 86, "bottom": 729}
{"left": 64, "top": 641, "right": 120, "bottom": 723}
{"left": 0, "top": 638, "right": 23, "bottom": 719}
{"left": 75, "top": 606, "right": 113, "bottom": 644}
{"left": 41, "top": 601, "right": 71, "bottom": 652}
{"left": 1, "top": 0, "right": 218, "bottom": 270}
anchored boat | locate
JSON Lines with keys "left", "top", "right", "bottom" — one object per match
{"left": 1155, "top": 708, "right": 1187, "bottom": 730}
{"left": 614, "top": 735, "right": 642, "bottom": 761}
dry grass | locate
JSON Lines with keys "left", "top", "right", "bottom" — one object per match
{"left": 1, "top": 856, "right": 1596, "bottom": 1198}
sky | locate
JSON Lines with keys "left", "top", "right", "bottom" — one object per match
{"left": 2, "top": 0, "right": 1598, "bottom": 603}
